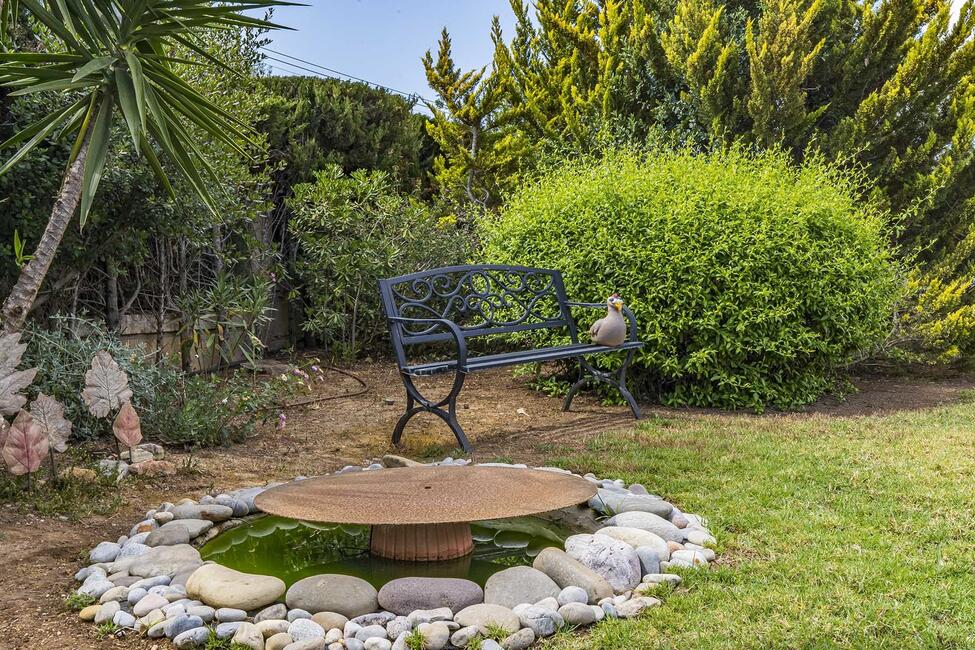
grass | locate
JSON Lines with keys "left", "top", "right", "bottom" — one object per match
{"left": 540, "top": 401, "right": 975, "bottom": 649}
{"left": 0, "top": 457, "right": 122, "bottom": 519}
{"left": 94, "top": 622, "right": 119, "bottom": 640}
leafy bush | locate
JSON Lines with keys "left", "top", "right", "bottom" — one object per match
{"left": 482, "top": 148, "right": 901, "bottom": 409}
{"left": 22, "top": 317, "right": 282, "bottom": 447}
{"left": 289, "top": 165, "right": 469, "bottom": 358}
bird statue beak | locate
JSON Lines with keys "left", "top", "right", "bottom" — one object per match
{"left": 613, "top": 302, "right": 622, "bottom": 311}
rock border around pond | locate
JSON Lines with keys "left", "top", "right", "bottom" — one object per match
{"left": 72, "top": 457, "right": 717, "bottom": 650}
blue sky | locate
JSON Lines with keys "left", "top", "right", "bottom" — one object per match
{"left": 263, "top": 1, "right": 516, "bottom": 104}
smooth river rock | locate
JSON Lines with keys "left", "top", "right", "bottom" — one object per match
{"left": 532, "top": 547, "right": 613, "bottom": 604}
{"left": 604, "top": 512, "right": 683, "bottom": 543}
{"left": 126, "top": 544, "right": 203, "bottom": 578}
{"left": 596, "top": 526, "right": 670, "bottom": 561}
{"left": 484, "top": 566, "right": 560, "bottom": 609}
{"left": 286, "top": 574, "right": 379, "bottom": 618}
{"left": 378, "top": 577, "right": 483, "bottom": 615}
{"left": 454, "top": 604, "right": 520, "bottom": 635}
{"left": 171, "top": 503, "right": 234, "bottom": 522}
{"left": 564, "top": 533, "right": 642, "bottom": 592}
{"left": 145, "top": 525, "right": 192, "bottom": 548}
{"left": 186, "top": 563, "right": 285, "bottom": 611}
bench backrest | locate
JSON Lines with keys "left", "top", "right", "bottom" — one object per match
{"left": 379, "top": 264, "right": 577, "bottom": 354}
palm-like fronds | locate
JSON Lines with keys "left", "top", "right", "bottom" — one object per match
{"left": 0, "top": 0, "right": 297, "bottom": 224}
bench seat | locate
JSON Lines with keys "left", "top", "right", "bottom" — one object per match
{"left": 403, "top": 341, "right": 645, "bottom": 376}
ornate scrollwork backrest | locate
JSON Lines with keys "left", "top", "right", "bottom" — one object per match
{"left": 380, "top": 265, "right": 571, "bottom": 343}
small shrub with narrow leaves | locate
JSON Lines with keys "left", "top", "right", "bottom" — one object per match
{"left": 482, "top": 148, "right": 900, "bottom": 409}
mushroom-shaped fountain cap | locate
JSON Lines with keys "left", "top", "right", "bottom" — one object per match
{"left": 255, "top": 466, "right": 597, "bottom": 525}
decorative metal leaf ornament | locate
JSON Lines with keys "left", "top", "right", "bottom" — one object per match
{"left": 112, "top": 401, "right": 142, "bottom": 449}
{"left": 30, "top": 393, "right": 72, "bottom": 453}
{"left": 81, "top": 351, "right": 133, "bottom": 418}
{"left": 2, "top": 410, "right": 48, "bottom": 475}
{"left": 0, "top": 333, "right": 39, "bottom": 416}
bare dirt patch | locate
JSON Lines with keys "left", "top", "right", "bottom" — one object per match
{"left": 1, "top": 361, "right": 972, "bottom": 649}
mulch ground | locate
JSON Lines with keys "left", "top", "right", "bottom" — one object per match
{"left": 1, "top": 361, "right": 972, "bottom": 649}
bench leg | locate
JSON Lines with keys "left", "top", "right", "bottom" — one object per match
{"left": 391, "top": 372, "right": 473, "bottom": 454}
{"left": 562, "top": 351, "right": 642, "bottom": 420}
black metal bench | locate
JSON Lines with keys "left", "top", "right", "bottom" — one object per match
{"left": 379, "top": 264, "right": 644, "bottom": 452}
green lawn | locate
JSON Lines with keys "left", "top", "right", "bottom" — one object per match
{"left": 542, "top": 397, "right": 975, "bottom": 649}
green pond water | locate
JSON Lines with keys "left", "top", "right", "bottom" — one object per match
{"left": 200, "top": 515, "right": 572, "bottom": 589}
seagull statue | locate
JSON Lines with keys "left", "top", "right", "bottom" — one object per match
{"left": 589, "top": 293, "right": 627, "bottom": 347}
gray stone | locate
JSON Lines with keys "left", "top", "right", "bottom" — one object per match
{"left": 556, "top": 586, "right": 588, "bottom": 606}
{"left": 216, "top": 607, "right": 248, "bottom": 622}
{"left": 558, "top": 602, "right": 597, "bottom": 626}
{"left": 256, "top": 603, "right": 289, "bottom": 623}
{"left": 533, "top": 548, "right": 613, "bottom": 604}
{"left": 113, "top": 610, "right": 136, "bottom": 628}
{"left": 616, "top": 596, "right": 660, "bottom": 618}
{"left": 364, "top": 639, "right": 392, "bottom": 650}
{"left": 117, "top": 542, "right": 151, "bottom": 558}
{"left": 187, "top": 563, "right": 286, "bottom": 611}
{"left": 229, "top": 486, "right": 264, "bottom": 514}
{"left": 214, "top": 621, "right": 242, "bottom": 638}
{"left": 311, "top": 611, "right": 348, "bottom": 631}
{"left": 130, "top": 575, "right": 171, "bottom": 590}
{"left": 416, "top": 621, "right": 450, "bottom": 650}
{"left": 75, "top": 565, "right": 104, "bottom": 582}
{"left": 145, "top": 526, "right": 191, "bottom": 547}
{"left": 171, "top": 503, "right": 234, "bottom": 522}
{"left": 98, "top": 585, "right": 130, "bottom": 603}
{"left": 635, "top": 547, "right": 662, "bottom": 579}
{"left": 501, "top": 628, "right": 535, "bottom": 650}
{"left": 350, "top": 612, "right": 395, "bottom": 627}
{"left": 288, "top": 608, "right": 312, "bottom": 621}
{"left": 386, "top": 616, "right": 411, "bottom": 639}
{"left": 127, "top": 587, "right": 148, "bottom": 605}
{"left": 89, "top": 541, "right": 121, "bottom": 563}
{"left": 268, "top": 632, "right": 295, "bottom": 650}
{"left": 378, "top": 577, "right": 482, "bottom": 615}
{"left": 94, "top": 600, "right": 119, "bottom": 624}
{"left": 166, "top": 614, "right": 205, "bottom": 639}
{"left": 454, "top": 604, "right": 519, "bottom": 635}
{"left": 126, "top": 544, "right": 203, "bottom": 578}
{"left": 214, "top": 495, "right": 251, "bottom": 517}
{"left": 564, "top": 533, "right": 642, "bottom": 592}
{"left": 159, "top": 519, "right": 213, "bottom": 539}
{"left": 605, "top": 512, "right": 683, "bottom": 543}
{"left": 286, "top": 640, "right": 328, "bottom": 650}
{"left": 484, "top": 566, "right": 560, "bottom": 609}
{"left": 534, "top": 596, "right": 559, "bottom": 611}
{"left": 405, "top": 607, "right": 453, "bottom": 626}
{"left": 515, "top": 605, "right": 563, "bottom": 637}
{"left": 668, "top": 508, "right": 689, "bottom": 528}
{"left": 345, "top": 640, "right": 365, "bottom": 650}
{"left": 78, "top": 579, "right": 115, "bottom": 599}
{"left": 257, "top": 620, "right": 291, "bottom": 637}
{"left": 597, "top": 526, "right": 670, "bottom": 561}
{"left": 354, "top": 624, "right": 387, "bottom": 642}
{"left": 450, "top": 625, "right": 480, "bottom": 647}
{"left": 232, "top": 621, "right": 265, "bottom": 649}
{"left": 174, "top": 626, "right": 211, "bottom": 648}
{"left": 642, "top": 573, "right": 682, "bottom": 587}
{"left": 133, "top": 592, "right": 169, "bottom": 617}
{"left": 186, "top": 605, "right": 215, "bottom": 622}
{"left": 290, "top": 618, "right": 327, "bottom": 641}
{"left": 669, "top": 549, "right": 709, "bottom": 567}
{"left": 287, "top": 574, "right": 379, "bottom": 618}
{"left": 601, "top": 602, "right": 618, "bottom": 619}
{"left": 685, "top": 529, "right": 716, "bottom": 546}
{"left": 482, "top": 641, "right": 503, "bottom": 650}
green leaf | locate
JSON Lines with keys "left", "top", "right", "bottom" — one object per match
{"left": 0, "top": 99, "right": 85, "bottom": 175}
{"left": 71, "top": 55, "right": 115, "bottom": 82}
{"left": 123, "top": 50, "right": 147, "bottom": 134}
{"left": 115, "top": 66, "right": 142, "bottom": 152}
{"left": 79, "top": 91, "right": 114, "bottom": 227}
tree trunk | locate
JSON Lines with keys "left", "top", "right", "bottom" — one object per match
{"left": 1, "top": 139, "right": 89, "bottom": 334}
{"left": 105, "top": 261, "right": 119, "bottom": 331}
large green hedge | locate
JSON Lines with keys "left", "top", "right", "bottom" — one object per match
{"left": 482, "top": 149, "right": 901, "bottom": 409}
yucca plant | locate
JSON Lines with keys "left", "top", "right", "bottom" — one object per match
{"left": 0, "top": 0, "right": 295, "bottom": 333}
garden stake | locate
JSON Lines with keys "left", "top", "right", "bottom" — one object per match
{"left": 48, "top": 448, "right": 58, "bottom": 486}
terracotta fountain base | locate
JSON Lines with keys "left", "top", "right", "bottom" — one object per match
{"left": 370, "top": 522, "right": 474, "bottom": 561}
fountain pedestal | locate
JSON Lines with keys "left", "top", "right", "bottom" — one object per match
{"left": 370, "top": 522, "right": 473, "bottom": 561}
{"left": 255, "top": 466, "right": 596, "bottom": 563}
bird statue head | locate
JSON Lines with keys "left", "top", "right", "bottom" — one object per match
{"left": 607, "top": 293, "right": 624, "bottom": 311}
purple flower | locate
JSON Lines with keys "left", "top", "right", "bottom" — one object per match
{"left": 277, "top": 413, "right": 286, "bottom": 430}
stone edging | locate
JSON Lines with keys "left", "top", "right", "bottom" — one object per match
{"left": 72, "top": 457, "right": 717, "bottom": 650}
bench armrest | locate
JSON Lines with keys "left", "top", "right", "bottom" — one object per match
{"left": 565, "top": 302, "right": 640, "bottom": 343}
{"left": 388, "top": 316, "right": 468, "bottom": 369}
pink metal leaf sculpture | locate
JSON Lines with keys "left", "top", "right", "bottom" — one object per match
{"left": 2, "top": 409, "right": 48, "bottom": 475}
{"left": 113, "top": 401, "right": 142, "bottom": 448}
{"left": 30, "top": 393, "right": 72, "bottom": 453}
{"left": 81, "top": 351, "right": 133, "bottom": 418}
{"left": 0, "top": 333, "right": 39, "bottom": 416}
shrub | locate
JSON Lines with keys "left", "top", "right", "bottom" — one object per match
{"left": 482, "top": 148, "right": 900, "bottom": 409}
{"left": 22, "top": 317, "right": 282, "bottom": 447}
{"left": 289, "top": 165, "right": 470, "bottom": 358}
